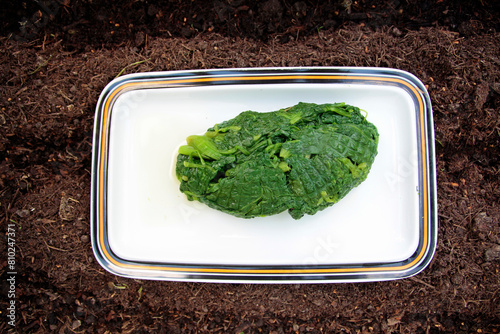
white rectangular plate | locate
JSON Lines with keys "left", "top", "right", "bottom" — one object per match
{"left": 91, "top": 67, "right": 437, "bottom": 283}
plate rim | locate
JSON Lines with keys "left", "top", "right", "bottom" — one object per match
{"left": 90, "top": 66, "right": 438, "bottom": 283}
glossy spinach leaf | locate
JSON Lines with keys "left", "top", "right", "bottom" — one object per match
{"left": 176, "top": 102, "right": 379, "bottom": 219}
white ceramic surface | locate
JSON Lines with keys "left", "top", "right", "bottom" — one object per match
{"left": 91, "top": 67, "right": 437, "bottom": 282}
{"left": 107, "top": 83, "right": 419, "bottom": 265}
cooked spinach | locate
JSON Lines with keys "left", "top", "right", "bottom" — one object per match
{"left": 175, "top": 102, "right": 379, "bottom": 219}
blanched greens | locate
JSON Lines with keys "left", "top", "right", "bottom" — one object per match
{"left": 175, "top": 102, "right": 379, "bottom": 219}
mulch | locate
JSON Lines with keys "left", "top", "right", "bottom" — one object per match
{"left": 1, "top": 2, "right": 499, "bottom": 332}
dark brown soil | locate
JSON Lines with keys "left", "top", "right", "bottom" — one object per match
{"left": 1, "top": 1, "right": 499, "bottom": 333}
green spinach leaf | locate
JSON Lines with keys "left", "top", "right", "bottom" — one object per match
{"left": 176, "top": 102, "right": 379, "bottom": 219}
